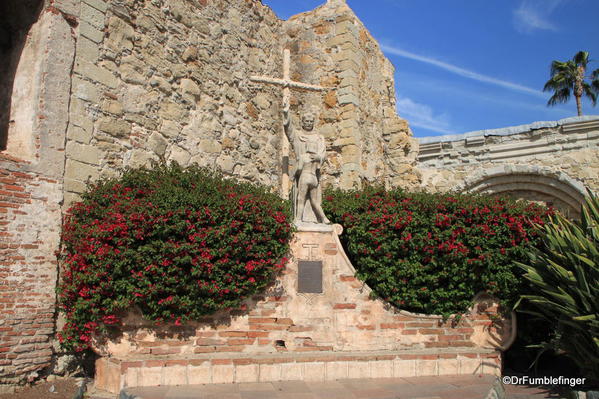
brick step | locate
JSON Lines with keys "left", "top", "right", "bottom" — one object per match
{"left": 95, "top": 348, "right": 501, "bottom": 394}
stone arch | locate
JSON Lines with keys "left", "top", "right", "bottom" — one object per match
{"left": 456, "top": 165, "right": 588, "bottom": 219}
{"left": 0, "top": 0, "right": 45, "bottom": 155}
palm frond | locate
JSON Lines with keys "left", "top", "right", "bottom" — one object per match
{"left": 582, "top": 82, "right": 597, "bottom": 105}
{"left": 547, "top": 88, "right": 571, "bottom": 105}
{"left": 573, "top": 51, "right": 590, "bottom": 68}
{"left": 591, "top": 69, "right": 599, "bottom": 94}
{"left": 543, "top": 74, "right": 572, "bottom": 92}
{"left": 544, "top": 52, "right": 599, "bottom": 114}
{"left": 550, "top": 60, "right": 575, "bottom": 77}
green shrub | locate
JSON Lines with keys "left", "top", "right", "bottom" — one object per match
{"left": 58, "top": 163, "right": 292, "bottom": 351}
{"left": 517, "top": 193, "right": 599, "bottom": 383}
{"left": 323, "top": 186, "right": 552, "bottom": 317}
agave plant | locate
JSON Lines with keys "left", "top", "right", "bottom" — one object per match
{"left": 517, "top": 192, "right": 599, "bottom": 383}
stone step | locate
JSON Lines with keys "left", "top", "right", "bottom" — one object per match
{"left": 95, "top": 348, "right": 501, "bottom": 394}
{"left": 119, "top": 375, "right": 504, "bottom": 399}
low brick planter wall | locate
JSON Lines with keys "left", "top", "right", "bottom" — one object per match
{"left": 92, "top": 227, "right": 509, "bottom": 394}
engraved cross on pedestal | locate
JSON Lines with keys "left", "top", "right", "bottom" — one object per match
{"left": 250, "top": 49, "right": 327, "bottom": 199}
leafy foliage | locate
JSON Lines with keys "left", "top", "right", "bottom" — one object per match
{"left": 517, "top": 193, "right": 599, "bottom": 383}
{"left": 58, "top": 163, "right": 292, "bottom": 351}
{"left": 323, "top": 186, "right": 552, "bottom": 317}
{"left": 543, "top": 50, "right": 599, "bottom": 116}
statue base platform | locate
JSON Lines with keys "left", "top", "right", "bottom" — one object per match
{"left": 93, "top": 226, "right": 508, "bottom": 394}
{"left": 294, "top": 221, "right": 339, "bottom": 233}
{"left": 96, "top": 348, "right": 501, "bottom": 394}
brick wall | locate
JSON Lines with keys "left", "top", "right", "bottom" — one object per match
{"left": 0, "top": 2, "right": 73, "bottom": 386}
{"left": 0, "top": 157, "right": 62, "bottom": 384}
{"left": 95, "top": 289, "right": 501, "bottom": 359}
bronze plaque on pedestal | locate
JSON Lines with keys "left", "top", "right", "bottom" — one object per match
{"left": 298, "top": 260, "right": 323, "bottom": 293}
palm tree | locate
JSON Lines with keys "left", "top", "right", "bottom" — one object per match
{"left": 543, "top": 51, "right": 599, "bottom": 116}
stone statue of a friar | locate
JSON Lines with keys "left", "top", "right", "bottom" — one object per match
{"left": 249, "top": 49, "right": 332, "bottom": 225}
{"left": 283, "top": 103, "right": 330, "bottom": 225}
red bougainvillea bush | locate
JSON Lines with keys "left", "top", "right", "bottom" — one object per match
{"left": 58, "top": 163, "right": 292, "bottom": 351}
{"left": 323, "top": 186, "right": 553, "bottom": 318}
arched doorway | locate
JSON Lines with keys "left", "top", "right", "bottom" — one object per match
{"left": 458, "top": 166, "right": 587, "bottom": 219}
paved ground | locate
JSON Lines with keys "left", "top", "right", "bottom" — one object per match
{"left": 504, "top": 382, "right": 569, "bottom": 399}
{"left": 109, "top": 375, "right": 570, "bottom": 399}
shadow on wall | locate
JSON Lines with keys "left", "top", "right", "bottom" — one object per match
{"left": 0, "top": 0, "right": 44, "bottom": 150}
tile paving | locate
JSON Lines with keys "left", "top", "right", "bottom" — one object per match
{"left": 106, "top": 375, "right": 570, "bottom": 399}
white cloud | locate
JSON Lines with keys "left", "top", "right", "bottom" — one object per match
{"left": 380, "top": 44, "right": 544, "bottom": 97}
{"left": 396, "top": 96, "right": 455, "bottom": 135}
{"left": 399, "top": 71, "right": 572, "bottom": 115}
{"left": 513, "top": 0, "right": 561, "bottom": 34}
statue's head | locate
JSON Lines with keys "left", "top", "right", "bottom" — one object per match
{"left": 301, "top": 112, "right": 315, "bottom": 132}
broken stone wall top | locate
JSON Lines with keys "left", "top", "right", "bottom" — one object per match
{"left": 64, "top": 0, "right": 286, "bottom": 206}
{"left": 417, "top": 116, "right": 599, "bottom": 218}
{"left": 281, "top": 0, "right": 419, "bottom": 190}
{"left": 62, "top": 0, "right": 419, "bottom": 206}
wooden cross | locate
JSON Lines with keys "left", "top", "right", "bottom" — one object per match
{"left": 250, "top": 49, "right": 328, "bottom": 199}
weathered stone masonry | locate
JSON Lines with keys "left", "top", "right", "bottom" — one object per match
{"left": 0, "top": 0, "right": 74, "bottom": 385}
{"left": 61, "top": 0, "right": 418, "bottom": 207}
{"left": 418, "top": 116, "right": 599, "bottom": 218}
{"left": 2, "top": 0, "right": 597, "bottom": 387}
{"left": 1, "top": 0, "right": 418, "bottom": 385}
{"left": 63, "top": 0, "right": 287, "bottom": 205}
{"left": 281, "top": 1, "right": 419, "bottom": 190}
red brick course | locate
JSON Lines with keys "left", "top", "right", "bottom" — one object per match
{"left": 125, "top": 299, "right": 501, "bottom": 356}
{"left": 0, "top": 163, "right": 61, "bottom": 384}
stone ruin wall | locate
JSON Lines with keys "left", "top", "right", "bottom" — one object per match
{"left": 0, "top": 0, "right": 418, "bottom": 386}
{"left": 279, "top": 1, "right": 418, "bottom": 190}
{"left": 0, "top": 3, "right": 74, "bottom": 385}
{"left": 62, "top": 0, "right": 418, "bottom": 207}
{"left": 63, "top": 0, "right": 284, "bottom": 206}
{"left": 417, "top": 117, "right": 599, "bottom": 218}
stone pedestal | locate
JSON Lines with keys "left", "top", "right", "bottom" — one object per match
{"left": 94, "top": 225, "right": 506, "bottom": 393}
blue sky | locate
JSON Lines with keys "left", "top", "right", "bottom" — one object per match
{"left": 261, "top": 0, "right": 599, "bottom": 137}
